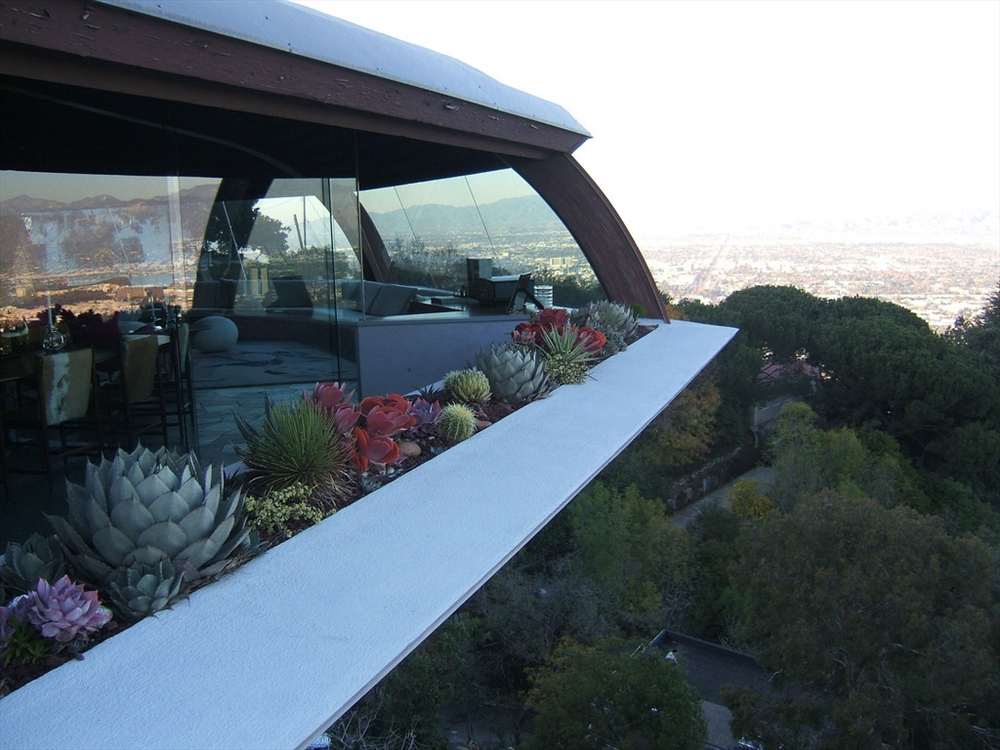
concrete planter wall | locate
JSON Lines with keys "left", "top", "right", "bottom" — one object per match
{"left": 0, "top": 319, "right": 737, "bottom": 750}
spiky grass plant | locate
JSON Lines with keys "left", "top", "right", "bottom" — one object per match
{"left": 236, "top": 398, "right": 354, "bottom": 507}
{"left": 539, "top": 326, "right": 596, "bottom": 385}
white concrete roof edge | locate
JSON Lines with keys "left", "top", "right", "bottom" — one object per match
{"left": 97, "top": 0, "right": 590, "bottom": 137}
{"left": 0, "top": 320, "right": 737, "bottom": 750}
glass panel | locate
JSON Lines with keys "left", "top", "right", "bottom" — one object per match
{"left": 0, "top": 171, "right": 216, "bottom": 331}
{"left": 0, "top": 172, "right": 361, "bottom": 382}
{"left": 189, "top": 177, "right": 361, "bottom": 387}
{"left": 360, "top": 168, "right": 604, "bottom": 308}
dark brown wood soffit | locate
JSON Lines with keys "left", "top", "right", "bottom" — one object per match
{"left": 0, "top": 0, "right": 588, "bottom": 157}
{"left": 509, "top": 154, "right": 670, "bottom": 322}
{"left": 1, "top": 75, "right": 510, "bottom": 187}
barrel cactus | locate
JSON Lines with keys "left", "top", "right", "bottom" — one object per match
{"left": 443, "top": 368, "right": 492, "bottom": 405}
{"left": 0, "top": 533, "right": 67, "bottom": 596}
{"left": 475, "top": 344, "right": 552, "bottom": 404}
{"left": 437, "top": 403, "right": 477, "bottom": 443}
{"left": 46, "top": 445, "right": 254, "bottom": 588}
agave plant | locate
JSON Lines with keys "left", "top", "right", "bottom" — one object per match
{"left": 46, "top": 445, "right": 254, "bottom": 587}
{"left": 570, "top": 300, "right": 639, "bottom": 355}
{"left": 443, "top": 368, "right": 492, "bottom": 405}
{"left": 25, "top": 575, "right": 111, "bottom": 644}
{"left": 105, "top": 548, "right": 186, "bottom": 620}
{"left": 0, "top": 533, "right": 67, "bottom": 596}
{"left": 475, "top": 344, "right": 552, "bottom": 404}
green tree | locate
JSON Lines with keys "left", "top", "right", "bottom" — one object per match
{"left": 685, "top": 502, "right": 744, "bottom": 643}
{"left": 678, "top": 298, "right": 767, "bottom": 448}
{"left": 946, "top": 281, "right": 1000, "bottom": 378}
{"left": 569, "top": 482, "right": 694, "bottom": 632}
{"left": 727, "top": 477, "right": 775, "bottom": 521}
{"left": 811, "top": 313, "right": 999, "bottom": 496}
{"left": 767, "top": 402, "right": 933, "bottom": 514}
{"left": 718, "top": 284, "right": 821, "bottom": 361}
{"left": 247, "top": 212, "right": 290, "bottom": 261}
{"left": 732, "top": 492, "right": 998, "bottom": 748}
{"left": 602, "top": 371, "right": 722, "bottom": 499}
{"left": 526, "top": 637, "right": 706, "bottom": 750}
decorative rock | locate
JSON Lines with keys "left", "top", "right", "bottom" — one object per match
{"left": 397, "top": 441, "right": 421, "bottom": 458}
{"left": 190, "top": 315, "right": 239, "bottom": 352}
{"left": 475, "top": 420, "right": 491, "bottom": 431}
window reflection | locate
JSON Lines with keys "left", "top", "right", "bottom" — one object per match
{"left": 360, "top": 169, "right": 604, "bottom": 306}
{"left": 0, "top": 172, "right": 216, "bottom": 324}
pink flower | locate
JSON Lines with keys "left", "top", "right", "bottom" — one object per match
{"left": 365, "top": 405, "right": 416, "bottom": 437}
{"left": 305, "top": 382, "right": 355, "bottom": 412}
{"left": 576, "top": 326, "right": 606, "bottom": 353}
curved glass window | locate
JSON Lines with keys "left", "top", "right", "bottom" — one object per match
{"left": 361, "top": 168, "right": 604, "bottom": 307}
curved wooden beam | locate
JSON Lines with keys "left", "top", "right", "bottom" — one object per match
{"left": 508, "top": 154, "right": 669, "bottom": 321}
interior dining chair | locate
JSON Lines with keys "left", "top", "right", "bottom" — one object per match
{"left": 0, "top": 347, "right": 104, "bottom": 490}
{"left": 157, "top": 323, "right": 197, "bottom": 451}
{"left": 102, "top": 334, "right": 169, "bottom": 450}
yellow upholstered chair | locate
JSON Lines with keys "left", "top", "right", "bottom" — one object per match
{"left": 101, "top": 334, "right": 169, "bottom": 449}
{"left": 0, "top": 347, "right": 104, "bottom": 490}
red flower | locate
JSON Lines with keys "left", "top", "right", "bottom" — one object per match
{"left": 332, "top": 403, "right": 361, "bottom": 433}
{"left": 576, "top": 326, "right": 606, "bottom": 354}
{"left": 512, "top": 321, "right": 547, "bottom": 347}
{"left": 363, "top": 434, "right": 401, "bottom": 466}
{"left": 538, "top": 307, "right": 568, "bottom": 330}
{"left": 359, "top": 394, "right": 411, "bottom": 417}
{"left": 365, "top": 405, "right": 416, "bottom": 437}
{"left": 351, "top": 427, "right": 402, "bottom": 471}
{"left": 351, "top": 428, "right": 369, "bottom": 473}
{"left": 306, "top": 381, "right": 353, "bottom": 411}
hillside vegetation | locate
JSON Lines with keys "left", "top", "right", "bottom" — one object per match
{"left": 324, "top": 284, "right": 999, "bottom": 750}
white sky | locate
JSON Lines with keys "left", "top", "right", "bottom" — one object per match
{"left": 290, "top": 0, "right": 1000, "bottom": 237}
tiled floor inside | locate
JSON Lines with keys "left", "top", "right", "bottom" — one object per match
{"left": 0, "top": 380, "right": 355, "bottom": 548}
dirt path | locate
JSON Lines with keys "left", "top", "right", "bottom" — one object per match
{"left": 671, "top": 466, "right": 775, "bottom": 528}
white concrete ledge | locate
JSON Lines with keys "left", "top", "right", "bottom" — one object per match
{"left": 0, "top": 320, "right": 737, "bottom": 750}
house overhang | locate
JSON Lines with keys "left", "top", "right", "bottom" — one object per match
{"left": 0, "top": 0, "right": 589, "bottom": 185}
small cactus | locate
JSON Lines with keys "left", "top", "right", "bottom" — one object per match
{"left": 443, "top": 368, "right": 492, "bottom": 405}
{"left": 437, "top": 403, "right": 477, "bottom": 443}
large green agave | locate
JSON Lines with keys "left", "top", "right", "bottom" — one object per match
{"left": 475, "top": 344, "right": 552, "bottom": 404}
{"left": 46, "top": 445, "right": 253, "bottom": 587}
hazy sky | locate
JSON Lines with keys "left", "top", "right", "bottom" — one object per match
{"left": 290, "top": 0, "right": 1000, "bottom": 237}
